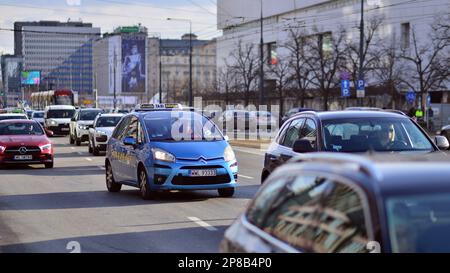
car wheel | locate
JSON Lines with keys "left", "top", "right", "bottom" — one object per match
{"left": 106, "top": 162, "right": 122, "bottom": 193}
{"left": 45, "top": 162, "right": 54, "bottom": 169}
{"left": 76, "top": 137, "right": 81, "bottom": 146}
{"left": 93, "top": 146, "right": 100, "bottom": 156}
{"left": 139, "top": 168, "right": 155, "bottom": 200}
{"left": 218, "top": 188, "right": 235, "bottom": 197}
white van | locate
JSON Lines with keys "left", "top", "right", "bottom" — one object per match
{"left": 44, "top": 105, "right": 76, "bottom": 135}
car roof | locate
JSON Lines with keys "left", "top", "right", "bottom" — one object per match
{"left": 285, "top": 153, "right": 450, "bottom": 198}
{"left": 97, "top": 113, "right": 124, "bottom": 118}
{"left": 313, "top": 110, "right": 409, "bottom": 120}
{"left": 78, "top": 108, "right": 103, "bottom": 112}
{"left": 0, "top": 119, "right": 36, "bottom": 123}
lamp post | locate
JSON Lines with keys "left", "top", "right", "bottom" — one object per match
{"left": 167, "top": 18, "right": 193, "bottom": 107}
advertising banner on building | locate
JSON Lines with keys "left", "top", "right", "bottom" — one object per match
{"left": 121, "top": 35, "right": 146, "bottom": 93}
{"left": 5, "top": 58, "right": 22, "bottom": 93}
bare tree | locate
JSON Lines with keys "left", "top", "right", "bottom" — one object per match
{"left": 400, "top": 19, "right": 450, "bottom": 112}
{"left": 284, "top": 28, "right": 311, "bottom": 107}
{"left": 373, "top": 34, "right": 406, "bottom": 109}
{"left": 344, "top": 16, "right": 384, "bottom": 91}
{"left": 217, "top": 64, "right": 235, "bottom": 106}
{"left": 304, "top": 27, "right": 348, "bottom": 110}
{"left": 269, "top": 57, "right": 292, "bottom": 120}
{"left": 228, "top": 40, "right": 259, "bottom": 106}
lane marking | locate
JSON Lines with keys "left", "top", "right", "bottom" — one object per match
{"left": 71, "top": 147, "right": 75, "bottom": 150}
{"left": 239, "top": 174, "right": 254, "bottom": 180}
{"left": 187, "top": 217, "right": 218, "bottom": 231}
{"left": 77, "top": 152, "right": 83, "bottom": 155}
{"left": 98, "top": 166, "right": 106, "bottom": 170}
{"left": 85, "top": 158, "right": 93, "bottom": 162}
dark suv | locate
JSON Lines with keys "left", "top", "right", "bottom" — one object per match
{"left": 261, "top": 111, "right": 449, "bottom": 183}
{"left": 222, "top": 153, "right": 450, "bottom": 253}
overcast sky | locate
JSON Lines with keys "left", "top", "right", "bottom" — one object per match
{"left": 0, "top": 0, "right": 219, "bottom": 54}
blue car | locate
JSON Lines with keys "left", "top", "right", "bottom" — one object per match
{"left": 105, "top": 104, "right": 238, "bottom": 199}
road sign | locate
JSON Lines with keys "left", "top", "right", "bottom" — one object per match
{"left": 406, "top": 91, "right": 416, "bottom": 104}
{"left": 341, "top": 80, "right": 350, "bottom": 97}
{"left": 356, "top": 79, "right": 365, "bottom": 98}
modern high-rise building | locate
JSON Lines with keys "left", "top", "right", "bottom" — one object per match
{"left": 14, "top": 20, "right": 101, "bottom": 102}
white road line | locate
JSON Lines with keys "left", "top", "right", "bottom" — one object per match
{"left": 85, "top": 158, "right": 93, "bottom": 162}
{"left": 187, "top": 217, "right": 218, "bottom": 231}
{"left": 77, "top": 151, "right": 83, "bottom": 155}
{"left": 98, "top": 166, "right": 106, "bottom": 170}
{"left": 71, "top": 147, "right": 75, "bottom": 150}
{"left": 239, "top": 174, "right": 254, "bottom": 180}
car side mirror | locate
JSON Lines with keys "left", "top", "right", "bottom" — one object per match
{"left": 293, "top": 139, "right": 314, "bottom": 153}
{"left": 435, "top": 135, "right": 449, "bottom": 150}
{"left": 123, "top": 136, "right": 137, "bottom": 146}
{"left": 45, "top": 129, "right": 54, "bottom": 137}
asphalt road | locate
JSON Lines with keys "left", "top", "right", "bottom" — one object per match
{"left": 0, "top": 137, "right": 265, "bottom": 253}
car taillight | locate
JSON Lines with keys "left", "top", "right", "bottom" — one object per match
{"left": 0, "top": 145, "right": 5, "bottom": 154}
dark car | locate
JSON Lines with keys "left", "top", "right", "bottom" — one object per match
{"left": 261, "top": 110, "right": 449, "bottom": 183}
{"left": 281, "top": 107, "right": 315, "bottom": 125}
{"left": 221, "top": 152, "right": 450, "bottom": 253}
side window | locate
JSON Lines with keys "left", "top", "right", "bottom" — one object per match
{"left": 259, "top": 174, "right": 330, "bottom": 252}
{"left": 112, "top": 116, "right": 130, "bottom": 140}
{"left": 137, "top": 122, "right": 146, "bottom": 145}
{"left": 281, "top": 118, "right": 305, "bottom": 148}
{"left": 125, "top": 117, "right": 138, "bottom": 140}
{"left": 313, "top": 181, "right": 370, "bottom": 253}
{"left": 276, "top": 121, "right": 291, "bottom": 144}
{"left": 300, "top": 119, "right": 317, "bottom": 149}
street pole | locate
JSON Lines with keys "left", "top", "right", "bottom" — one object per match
{"left": 113, "top": 49, "right": 117, "bottom": 110}
{"left": 159, "top": 49, "right": 163, "bottom": 103}
{"left": 189, "top": 21, "right": 193, "bottom": 107}
{"left": 358, "top": 0, "right": 365, "bottom": 106}
{"left": 259, "top": 0, "right": 265, "bottom": 107}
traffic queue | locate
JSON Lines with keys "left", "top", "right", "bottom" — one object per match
{"left": 1, "top": 103, "right": 450, "bottom": 253}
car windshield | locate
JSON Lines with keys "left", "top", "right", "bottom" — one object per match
{"left": 96, "top": 116, "right": 122, "bottom": 127}
{"left": 322, "top": 118, "right": 434, "bottom": 152}
{"left": 80, "top": 110, "right": 103, "bottom": 121}
{"left": 144, "top": 111, "right": 223, "bottom": 141}
{"left": 47, "top": 110, "right": 75, "bottom": 119}
{"left": 32, "top": 112, "right": 44, "bottom": 118}
{"left": 386, "top": 193, "right": 450, "bottom": 253}
{"left": 0, "top": 122, "right": 44, "bottom": 135}
{"left": 0, "top": 115, "right": 27, "bottom": 121}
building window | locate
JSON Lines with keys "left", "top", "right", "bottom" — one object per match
{"left": 401, "top": 22, "right": 410, "bottom": 49}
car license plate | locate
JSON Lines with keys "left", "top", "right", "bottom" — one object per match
{"left": 14, "top": 155, "right": 32, "bottom": 160}
{"left": 61, "top": 128, "right": 69, "bottom": 131}
{"left": 189, "top": 169, "right": 217, "bottom": 177}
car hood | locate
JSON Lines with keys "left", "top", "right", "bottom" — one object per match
{"left": 0, "top": 135, "right": 48, "bottom": 146}
{"left": 95, "top": 127, "right": 114, "bottom": 136}
{"left": 151, "top": 140, "right": 229, "bottom": 160}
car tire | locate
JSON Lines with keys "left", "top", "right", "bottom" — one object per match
{"left": 93, "top": 146, "right": 100, "bottom": 156}
{"left": 106, "top": 162, "right": 122, "bottom": 193}
{"left": 218, "top": 188, "right": 235, "bottom": 197}
{"left": 45, "top": 162, "right": 54, "bottom": 169}
{"left": 139, "top": 168, "right": 155, "bottom": 200}
{"left": 76, "top": 137, "right": 81, "bottom": 146}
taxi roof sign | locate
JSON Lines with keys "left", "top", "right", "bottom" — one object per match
{"left": 135, "top": 103, "right": 183, "bottom": 111}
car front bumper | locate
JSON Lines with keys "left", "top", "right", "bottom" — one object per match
{"left": 47, "top": 124, "right": 70, "bottom": 135}
{"left": 0, "top": 153, "right": 53, "bottom": 165}
{"left": 146, "top": 159, "right": 238, "bottom": 191}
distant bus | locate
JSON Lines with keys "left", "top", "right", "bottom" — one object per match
{"left": 31, "top": 89, "right": 75, "bottom": 110}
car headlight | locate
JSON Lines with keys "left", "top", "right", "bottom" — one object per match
{"left": 49, "top": 120, "right": 57, "bottom": 126}
{"left": 152, "top": 148, "right": 176, "bottom": 163}
{"left": 224, "top": 146, "right": 236, "bottom": 162}
{"left": 39, "top": 143, "right": 52, "bottom": 152}
{"left": 96, "top": 130, "right": 107, "bottom": 136}
{"left": 78, "top": 125, "right": 88, "bottom": 130}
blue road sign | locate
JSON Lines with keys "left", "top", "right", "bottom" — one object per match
{"left": 341, "top": 80, "right": 350, "bottom": 97}
{"left": 406, "top": 91, "right": 416, "bottom": 104}
{"left": 356, "top": 79, "right": 365, "bottom": 98}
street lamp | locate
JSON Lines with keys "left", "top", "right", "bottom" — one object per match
{"left": 167, "top": 17, "right": 193, "bottom": 107}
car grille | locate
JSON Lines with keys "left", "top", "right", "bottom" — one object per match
{"left": 4, "top": 146, "right": 41, "bottom": 154}
{"left": 172, "top": 174, "right": 231, "bottom": 185}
